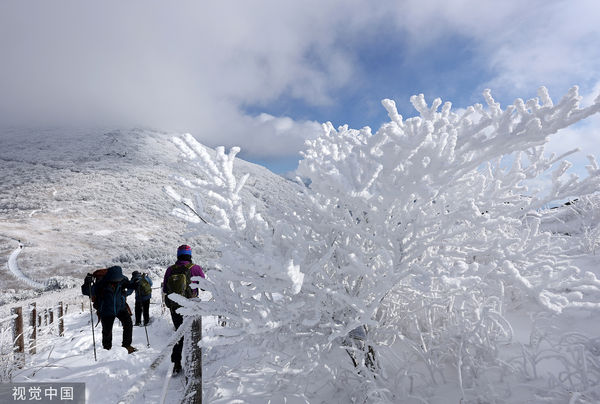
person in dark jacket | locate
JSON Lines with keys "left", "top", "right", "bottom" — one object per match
{"left": 91, "top": 265, "right": 137, "bottom": 354}
{"left": 131, "top": 271, "right": 152, "bottom": 326}
{"left": 163, "top": 245, "right": 205, "bottom": 374}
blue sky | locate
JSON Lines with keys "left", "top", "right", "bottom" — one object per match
{"left": 1, "top": 1, "right": 599, "bottom": 175}
{"left": 239, "top": 33, "right": 493, "bottom": 173}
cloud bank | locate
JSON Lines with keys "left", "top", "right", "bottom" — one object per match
{"left": 0, "top": 1, "right": 598, "bottom": 164}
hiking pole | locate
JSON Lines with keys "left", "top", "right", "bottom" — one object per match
{"left": 88, "top": 278, "right": 97, "bottom": 361}
{"left": 143, "top": 322, "right": 150, "bottom": 348}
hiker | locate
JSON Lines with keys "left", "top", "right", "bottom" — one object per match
{"left": 90, "top": 265, "right": 137, "bottom": 354}
{"left": 163, "top": 244, "right": 205, "bottom": 374}
{"left": 131, "top": 271, "right": 152, "bottom": 326}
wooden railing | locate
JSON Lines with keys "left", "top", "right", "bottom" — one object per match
{"left": 2, "top": 291, "right": 203, "bottom": 403}
{"left": 0, "top": 294, "right": 88, "bottom": 380}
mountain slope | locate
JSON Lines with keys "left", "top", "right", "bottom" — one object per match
{"left": 0, "top": 128, "right": 305, "bottom": 301}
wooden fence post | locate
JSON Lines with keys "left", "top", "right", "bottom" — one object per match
{"left": 58, "top": 302, "right": 64, "bottom": 337}
{"left": 49, "top": 308, "right": 54, "bottom": 327}
{"left": 12, "top": 306, "right": 25, "bottom": 368}
{"left": 186, "top": 316, "right": 202, "bottom": 404}
{"left": 29, "top": 303, "right": 37, "bottom": 354}
{"left": 12, "top": 307, "right": 24, "bottom": 353}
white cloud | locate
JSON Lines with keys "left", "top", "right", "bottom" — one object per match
{"left": 382, "top": 0, "right": 600, "bottom": 97}
{"left": 483, "top": 1, "right": 600, "bottom": 96}
{"left": 0, "top": 1, "right": 368, "bottom": 156}
{"left": 0, "top": 0, "right": 598, "bottom": 162}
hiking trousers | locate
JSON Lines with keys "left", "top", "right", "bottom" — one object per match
{"left": 100, "top": 309, "right": 133, "bottom": 350}
{"left": 169, "top": 306, "right": 184, "bottom": 365}
{"left": 134, "top": 299, "right": 150, "bottom": 325}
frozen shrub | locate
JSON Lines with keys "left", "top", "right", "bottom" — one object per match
{"left": 170, "top": 86, "right": 600, "bottom": 402}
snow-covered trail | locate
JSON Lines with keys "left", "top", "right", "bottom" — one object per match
{"left": 14, "top": 300, "right": 182, "bottom": 403}
{"left": 12, "top": 290, "right": 217, "bottom": 404}
{"left": 6, "top": 242, "right": 47, "bottom": 289}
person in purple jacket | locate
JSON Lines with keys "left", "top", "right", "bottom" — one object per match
{"left": 163, "top": 244, "right": 205, "bottom": 374}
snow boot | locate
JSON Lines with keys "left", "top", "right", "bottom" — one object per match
{"left": 124, "top": 345, "right": 138, "bottom": 354}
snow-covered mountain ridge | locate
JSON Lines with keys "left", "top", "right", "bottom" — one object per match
{"left": 0, "top": 128, "right": 304, "bottom": 301}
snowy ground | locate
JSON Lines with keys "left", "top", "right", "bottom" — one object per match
{"left": 3, "top": 251, "right": 600, "bottom": 404}
{"left": 6, "top": 248, "right": 599, "bottom": 404}
{"left": 9, "top": 282, "right": 210, "bottom": 403}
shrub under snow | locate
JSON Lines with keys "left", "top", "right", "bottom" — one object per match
{"left": 169, "top": 86, "right": 600, "bottom": 403}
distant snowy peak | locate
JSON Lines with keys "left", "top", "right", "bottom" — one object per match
{"left": 0, "top": 127, "right": 290, "bottom": 177}
{"left": 0, "top": 128, "right": 176, "bottom": 168}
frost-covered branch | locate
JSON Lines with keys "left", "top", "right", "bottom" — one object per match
{"left": 169, "top": 86, "right": 600, "bottom": 402}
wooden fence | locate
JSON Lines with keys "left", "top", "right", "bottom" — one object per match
{"left": 2, "top": 292, "right": 204, "bottom": 403}
{"left": 0, "top": 297, "right": 85, "bottom": 373}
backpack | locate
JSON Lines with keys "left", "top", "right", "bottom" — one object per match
{"left": 165, "top": 263, "right": 194, "bottom": 308}
{"left": 139, "top": 274, "right": 152, "bottom": 296}
{"left": 81, "top": 268, "right": 108, "bottom": 310}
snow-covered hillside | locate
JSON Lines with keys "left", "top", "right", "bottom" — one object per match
{"left": 0, "top": 128, "right": 305, "bottom": 303}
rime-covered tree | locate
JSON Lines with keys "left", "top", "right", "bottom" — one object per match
{"left": 168, "top": 86, "right": 600, "bottom": 403}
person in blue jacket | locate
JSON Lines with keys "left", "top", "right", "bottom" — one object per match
{"left": 131, "top": 271, "right": 152, "bottom": 326}
{"left": 91, "top": 265, "right": 137, "bottom": 354}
